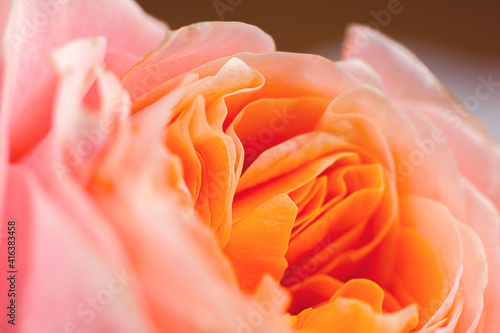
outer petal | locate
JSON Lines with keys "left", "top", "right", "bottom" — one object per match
{"left": 1, "top": 166, "right": 156, "bottom": 333}
{"left": 129, "top": 52, "right": 362, "bottom": 122}
{"left": 323, "top": 85, "right": 466, "bottom": 220}
{"left": 121, "top": 22, "right": 275, "bottom": 100}
{"left": 3, "top": 0, "right": 167, "bottom": 160}
{"left": 460, "top": 178, "right": 500, "bottom": 332}
{"left": 451, "top": 223, "right": 487, "bottom": 333}
{"left": 342, "top": 24, "right": 445, "bottom": 106}
{"left": 342, "top": 24, "right": 500, "bottom": 208}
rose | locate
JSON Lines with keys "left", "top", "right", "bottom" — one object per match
{"left": 119, "top": 21, "right": 500, "bottom": 332}
{"left": 118, "top": 21, "right": 500, "bottom": 332}
{"left": 1, "top": 2, "right": 499, "bottom": 333}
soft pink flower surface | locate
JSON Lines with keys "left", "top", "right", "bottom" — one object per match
{"left": 1, "top": 1, "right": 499, "bottom": 332}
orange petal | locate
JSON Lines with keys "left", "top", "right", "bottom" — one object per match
{"left": 286, "top": 164, "right": 385, "bottom": 272}
{"left": 293, "top": 298, "right": 418, "bottom": 333}
{"left": 224, "top": 194, "right": 297, "bottom": 292}
{"left": 288, "top": 274, "right": 343, "bottom": 314}
{"left": 330, "top": 279, "right": 385, "bottom": 313}
{"left": 122, "top": 22, "right": 274, "bottom": 101}
{"left": 232, "top": 97, "right": 329, "bottom": 170}
{"left": 395, "top": 196, "right": 464, "bottom": 330}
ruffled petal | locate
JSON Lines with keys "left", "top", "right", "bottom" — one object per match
{"left": 121, "top": 22, "right": 275, "bottom": 100}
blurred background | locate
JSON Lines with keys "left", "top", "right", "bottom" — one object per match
{"left": 137, "top": 0, "right": 499, "bottom": 139}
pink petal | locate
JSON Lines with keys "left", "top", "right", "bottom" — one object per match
{"left": 1, "top": 166, "right": 155, "bottom": 333}
{"left": 452, "top": 223, "right": 487, "bottom": 333}
{"left": 336, "top": 58, "right": 385, "bottom": 91}
{"left": 121, "top": 22, "right": 275, "bottom": 100}
{"left": 342, "top": 24, "right": 444, "bottom": 104}
{"left": 342, "top": 24, "right": 500, "bottom": 209}
{"left": 460, "top": 177, "right": 500, "bottom": 332}
{"left": 3, "top": 0, "right": 167, "bottom": 160}
{"left": 105, "top": 50, "right": 142, "bottom": 77}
